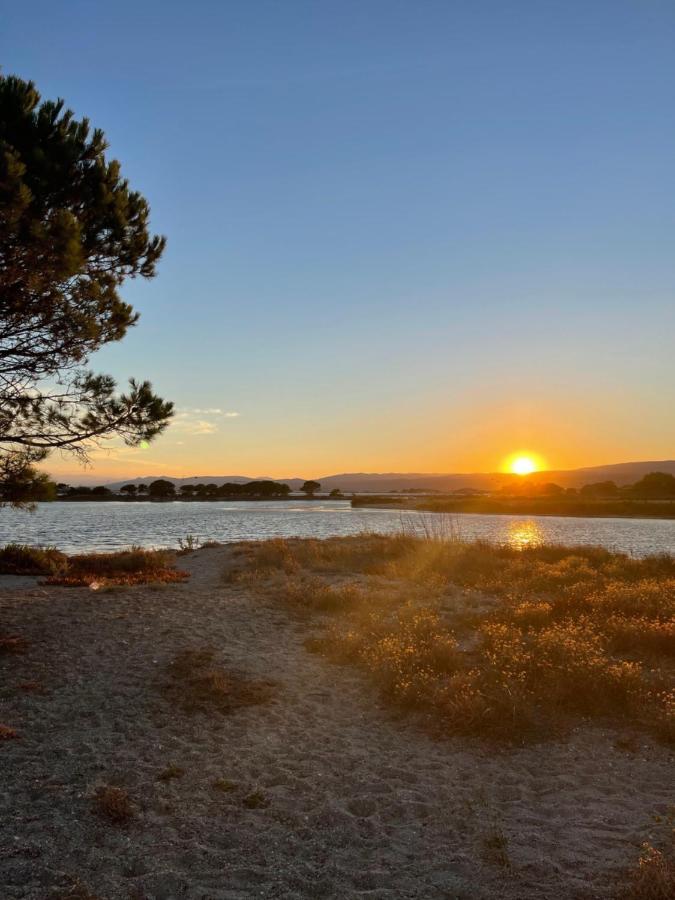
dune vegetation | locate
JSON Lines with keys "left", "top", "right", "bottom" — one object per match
{"left": 0, "top": 545, "right": 187, "bottom": 586}
{"left": 233, "top": 532, "right": 675, "bottom": 746}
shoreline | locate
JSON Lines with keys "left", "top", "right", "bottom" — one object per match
{"left": 48, "top": 495, "right": 675, "bottom": 520}
{"left": 1, "top": 541, "right": 672, "bottom": 898}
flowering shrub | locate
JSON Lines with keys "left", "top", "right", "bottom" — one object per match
{"left": 251, "top": 535, "right": 675, "bottom": 743}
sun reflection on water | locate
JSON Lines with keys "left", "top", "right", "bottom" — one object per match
{"left": 507, "top": 519, "right": 546, "bottom": 550}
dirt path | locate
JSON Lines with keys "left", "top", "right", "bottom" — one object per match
{"left": 1, "top": 546, "right": 672, "bottom": 899}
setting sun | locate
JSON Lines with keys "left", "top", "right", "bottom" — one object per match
{"left": 508, "top": 455, "right": 539, "bottom": 476}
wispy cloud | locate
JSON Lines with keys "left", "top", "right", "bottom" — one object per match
{"left": 191, "top": 419, "right": 218, "bottom": 435}
{"left": 170, "top": 407, "right": 241, "bottom": 435}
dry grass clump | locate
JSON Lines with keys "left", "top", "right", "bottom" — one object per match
{"left": 0, "top": 543, "right": 68, "bottom": 575}
{"left": 251, "top": 535, "right": 675, "bottom": 743}
{"left": 242, "top": 789, "right": 270, "bottom": 809}
{"left": 157, "top": 764, "right": 185, "bottom": 781}
{"left": 213, "top": 777, "right": 237, "bottom": 793}
{"left": 245, "top": 534, "right": 415, "bottom": 576}
{"left": 51, "top": 879, "right": 103, "bottom": 900}
{"left": 164, "top": 648, "right": 275, "bottom": 715}
{"left": 482, "top": 825, "right": 511, "bottom": 869}
{"left": 280, "top": 575, "right": 369, "bottom": 614}
{"left": 92, "top": 785, "right": 135, "bottom": 824}
{"left": 44, "top": 547, "right": 189, "bottom": 587}
{"left": 0, "top": 633, "right": 28, "bottom": 654}
{"left": 616, "top": 842, "right": 675, "bottom": 899}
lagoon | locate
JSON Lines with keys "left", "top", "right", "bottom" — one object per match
{"left": 1, "top": 500, "right": 674, "bottom": 556}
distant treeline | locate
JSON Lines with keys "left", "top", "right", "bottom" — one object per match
{"left": 59, "top": 479, "right": 291, "bottom": 499}
{"left": 500, "top": 471, "right": 675, "bottom": 501}
{"left": 57, "top": 478, "right": 334, "bottom": 500}
{"left": 352, "top": 472, "right": 675, "bottom": 519}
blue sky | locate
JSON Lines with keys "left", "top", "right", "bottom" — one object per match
{"left": 2, "top": 1, "right": 674, "bottom": 478}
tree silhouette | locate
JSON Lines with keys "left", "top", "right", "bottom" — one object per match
{"left": 148, "top": 479, "right": 175, "bottom": 498}
{"left": 301, "top": 480, "right": 321, "bottom": 497}
{"left": 0, "top": 75, "right": 172, "bottom": 505}
{"left": 580, "top": 481, "right": 619, "bottom": 498}
{"left": 630, "top": 472, "right": 675, "bottom": 499}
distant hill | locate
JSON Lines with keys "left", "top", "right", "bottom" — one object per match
{"left": 101, "top": 460, "right": 675, "bottom": 493}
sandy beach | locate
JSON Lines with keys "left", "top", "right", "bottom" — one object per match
{"left": 1, "top": 544, "right": 673, "bottom": 899}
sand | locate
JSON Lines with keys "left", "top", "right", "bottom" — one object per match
{"left": 0, "top": 545, "right": 672, "bottom": 899}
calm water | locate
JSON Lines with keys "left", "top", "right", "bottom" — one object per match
{"left": 0, "top": 500, "right": 674, "bottom": 557}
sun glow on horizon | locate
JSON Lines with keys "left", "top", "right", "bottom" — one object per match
{"left": 506, "top": 453, "right": 542, "bottom": 476}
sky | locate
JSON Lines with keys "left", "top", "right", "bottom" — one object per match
{"left": 2, "top": 0, "right": 675, "bottom": 482}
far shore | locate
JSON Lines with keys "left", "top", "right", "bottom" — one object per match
{"left": 55, "top": 494, "right": 324, "bottom": 503}
{"left": 49, "top": 492, "right": 675, "bottom": 519}
{"left": 352, "top": 495, "right": 675, "bottom": 520}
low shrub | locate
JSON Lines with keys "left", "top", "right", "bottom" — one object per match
{"left": 68, "top": 547, "right": 172, "bottom": 575}
{"left": 0, "top": 543, "right": 67, "bottom": 575}
{"left": 46, "top": 569, "right": 188, "bottom": 588}
{"left": 43, "top": 547, "right": 189, "bottom": 587}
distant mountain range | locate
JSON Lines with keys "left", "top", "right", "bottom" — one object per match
{"left": 102, "top": 460, "right": 675, "bottom": 493}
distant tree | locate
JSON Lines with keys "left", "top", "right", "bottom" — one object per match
{"left": 629, "top": 472, "right": 675, "bottom": 499}
{"left": 580, "top": 480, "right": 619, "bottom": 499}
{"left": 120, "top": 484, "right": 137, "bottom": 496}
{"left": 217, "top": 482, "right": 243, "bottom": 497}
{"left": 68, "top": 485, "right": 91, "bottom": 495}
{"left": 179, "top": 484, "right": 196, "bottom": 497}
{"left": 137, "top": 484, "right": 148, "bottom": 494}
{"left": 205, "top": 483, "right": 219, "bottom": 497}
{"left": 244, "top": 480, "right": 290, "bottom": 497}
{"left": 91, "top": 485, "right": 111, "bottom": 496}
{"left": 301, "top": 480, "right": 321, "bottom": 497}
{"left": 540, "top": 483, "right": 564, "bottom": 497}
{"left": 329, "top": 488, "right": 343, "bottom": 498}
{"left": 148, "top": 479, "right": 175, "bottom": 498}
{"left": 56, "top": 482, "right": 71, "bottom": 496}
{"left": 0, "top": 74, "right": 172, "bottom": 507}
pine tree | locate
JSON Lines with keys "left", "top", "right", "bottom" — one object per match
{"left": 0, "top": 75, "right": 173, "bottom": 505}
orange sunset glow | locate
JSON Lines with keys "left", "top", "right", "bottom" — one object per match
{"left": 3, "top": 7, "right": 675, "bottom": 899}
{"left": 505, "top": 453, "right": 543, "bottom": 476}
